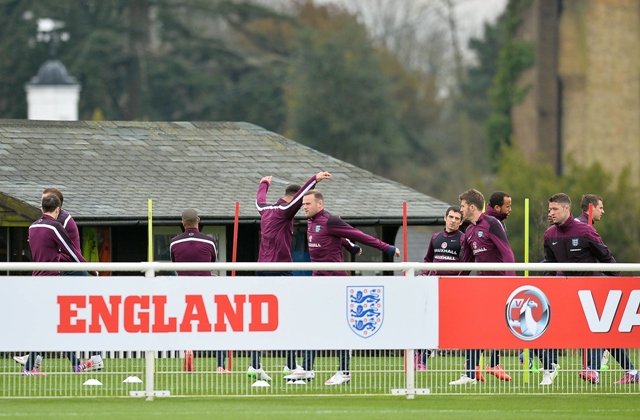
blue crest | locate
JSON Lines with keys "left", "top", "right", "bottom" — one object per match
{"left": 477, "top": 230, "right": 484, "bottom": 238}
{"left": 347, "top": 286, "right": 384, "bottom": 338}
{"left": 315, "top": 225, "right": 321, "bottom": 233}
{"left": 572, "top": 238, "right": 579, "bottom": 247}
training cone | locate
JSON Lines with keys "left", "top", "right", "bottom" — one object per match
{"left": 83, "top": 379, "right": 102, "bottom": 386}
{"left": 252, "top": 380, "right": 270, "bottom": 387}
{"left": 184, "top": 350, "right": 195, "bottom": 372}
{"left": 123, "top": 376, "right": 143, "bottom": 383}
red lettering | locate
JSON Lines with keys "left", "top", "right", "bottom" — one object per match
{"left": 180, "top": 295, "right": 212, "bottom": 332}
{"left": 152, "top": 295, "right": 177, "bottom": 332}
{"left": 249, "top": 294, "right": 278, "bottom": 332}
{"left": 57, "top": 296, "right": 86, "bottom": 333}
{"left": 214, "top": 294, "right": 246, "bottom": 332}
{"left": 124, "top": 296, "right": 150, "bottom": 333}
{"left": 89, "top": 296, "right": 121, "bottom": 333}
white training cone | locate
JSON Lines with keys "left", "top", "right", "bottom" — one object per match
{"left": 123, "top": 376, "right": 143, "bottom": 383}
{"left": 251, "top": 380, "right": 270, "bottom": 387}
{"left": 83, "top": 379, "right": 102, "bottom": 386}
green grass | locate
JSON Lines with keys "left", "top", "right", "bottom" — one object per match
{"left": 0, "top": 395, "right": 640, "bottom": 419}
{"left": 1, "top": 351, "right": 638, "bottom": 398}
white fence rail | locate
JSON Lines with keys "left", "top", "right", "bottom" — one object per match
{"left": 2, "top": 261, "right": 639, "bottom": 276}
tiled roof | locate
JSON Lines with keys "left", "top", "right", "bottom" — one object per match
{"left": 0, "top": 120, "right": 449, "bottom": 225}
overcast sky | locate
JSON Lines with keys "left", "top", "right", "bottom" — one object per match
{"left": 455, "top": 0, "right": 508, "bottom": 40}
{"left": 312, "top": 0, "right": 508, "bottom": 43}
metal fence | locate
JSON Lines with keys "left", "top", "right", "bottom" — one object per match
{"left": 1, "top": 261, "right": 639, "bottom": 399}
{"left": 3, "top": 348, "right": 638, "bottom": 398}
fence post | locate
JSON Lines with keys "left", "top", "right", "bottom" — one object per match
{"left": 144, "top": 264, "right": 155, "bottom": 400}
{"left": 145, "top": 350, "right": 155, "bottom": 401}
{"left": 406, "top": 349, "right": 415, "bottom": 399}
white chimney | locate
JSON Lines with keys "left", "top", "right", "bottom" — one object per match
{"left": 25, "top": 59, "right": 81, "bottom": 121}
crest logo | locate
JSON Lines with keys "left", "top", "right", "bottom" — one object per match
{"left": 441, "top": 242, "right": 448, "bottom": 249}
{"left": 572, "top": 238, "right": 579, "bottom": 247}
{"left": 477, "top": 230, "right": 484, "bottom": 238}
{"left": 315, "top": 225, "right": 321, "bottom": 233}
{"left": 505, "top": 285, "right": 551, "bottom": 341}
{"left": 347, "top": 286, "right": 383, "bottom": 338}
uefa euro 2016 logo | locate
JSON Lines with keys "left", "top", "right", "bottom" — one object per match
{"left": 505, "top": 285, "right": 551, "bottom": 341}
{"left": 347, "top": 286, "right": 384, "bottom": 338}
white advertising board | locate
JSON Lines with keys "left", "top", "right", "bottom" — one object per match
{"left": 0, "top": 276, "right": 438, "bottom": 351}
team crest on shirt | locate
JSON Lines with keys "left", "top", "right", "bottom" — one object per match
{"left": 441, "top": 242, "right": 448, "bottom": 249}
{"left": 347, "top": 286, "right": 384, "bottom": 339}
{"left": 477, "top": 230, "right": 484, "bottom": 238}
{"left": 315, "top": 225, "right": 321, "bottom": 233}
{"left": 572, "top": 238, "right": 579, "bottom": 247}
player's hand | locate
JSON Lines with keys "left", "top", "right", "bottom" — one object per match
{"left": 394, "top": 248, "right": 401, "bottom": 258}
{"left": 356, "top": 248, "right": 363, "bottom": 256}
{"left": 261, "top": 176, "right": 272, "bottom": 184}
{"left": 315, "top": 171, "right": 331, "bottom": 182}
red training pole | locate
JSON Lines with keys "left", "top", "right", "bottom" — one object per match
{"left": 402, "top": 202, "right": 408, "bottom": 265}
{"left": 232, "top": 201, "right": 240, "bottom": 276}
{"left": 229, "top": 201, "right": 240, "bottom": 370}
{"left": 583, "top": 204, "right": 594, "bottom": 370}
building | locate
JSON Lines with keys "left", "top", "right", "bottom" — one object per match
{"left": 0, "top": 120, "right": 449, "bottom": 275}
{"left": 512, "top": 0, "right": 640, "bottom": 182}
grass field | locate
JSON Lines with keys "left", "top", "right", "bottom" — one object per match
{"left": 2, "top": 350, "right": 638, "bottom": 398}
{"left": 0, "top": 394, "right": 639, "bottom": 419}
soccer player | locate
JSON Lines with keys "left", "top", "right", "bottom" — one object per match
{"left": 416, "top": 205, "right": 464, "bottom": 371}
{"left": 23, "top": 194, "right": 97, "bottom": 376}
{"left": 249, "top": 171, "right": 331, "bottom": 383}
{"left": 299, "top": 189, "right": 400, "bottom": 386}
{"left": 450, "top": 189, "right": 515, "bottom": 385}
{"left": 15, "top": 188, "right": 104, "bottom": 371}
{"left": 544, "top": 193, "right": 621, "bottom": 385}
{"left": 485, "top": 191, "right": 512, "bottom": 232}
{"left": 573, "top": 194, "right": 638, "bottom": 384}
{"left": 170, "top": 209, "right": 225, "bottom": 372}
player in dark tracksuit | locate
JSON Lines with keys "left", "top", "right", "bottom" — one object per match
{"left": 250, "top": 172, "right": 331, "bottom": 379}
{"left": 169, "top": 225, "right": 218, "bottom": 276}
{"left": 24, "top": 194, "right": 97, "bottom": 376}
{"left": 170, "top": 209, "right": 220, "bottom": 370}
{"left": 546, "top": 194, "right": 636, "bottom": 383}
{"left": 545, "top": 192, "right": 624, "bottom": 384}
{"left": 451, "top": 189, "right": 515, "bottom": 385}
{"left": 302, "top": 189, "right": 400, "bottom": 385}
{"left": 417, "top": 206, "right": 464, "bottom": 369}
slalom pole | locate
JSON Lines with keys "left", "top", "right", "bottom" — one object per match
{"left": 524, "top": 198, "right": 530, "bottom": 383}
{"left": 584, "top": 204, "right": 594, "bottom": 371}
{"left": 403, "top": 202, "right": 408, "bottom": 269}
{"left": 229, "top": 201, "right": 240, "bottom": 371}
{"left": 232, "top": 201, "right": 239, "bottom": 277}
{"left": 148, "top": 199, "right": 153, "bottom": 263}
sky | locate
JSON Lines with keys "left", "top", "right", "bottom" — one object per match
{"left": 313, "top": 0, "right": 509, "bottom": 45}
{"left": 455, "top": 0, "right": 508, "bottom": 41}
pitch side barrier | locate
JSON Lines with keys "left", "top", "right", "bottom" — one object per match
{"left": 1, "top": 262, "right": 639, "bottom": 399}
